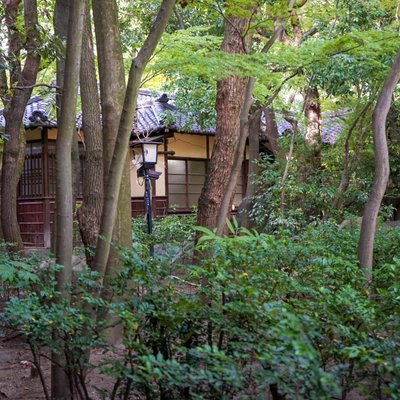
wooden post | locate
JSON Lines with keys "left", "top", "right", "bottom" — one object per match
{"left": 151, "top": 165, "right": 157, "bottom": 216}
{"left": 42, "top": 127, "right": 51, "bottom": 248}
{"left": 164, "top": 140, "right": 168, "bottom": 216}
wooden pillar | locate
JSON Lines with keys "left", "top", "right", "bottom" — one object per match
{"left": 42, "top": 127, "right": 51, "bottom": 248}
{"left": 164, "top": 139, "right": 169, "bottom": 216}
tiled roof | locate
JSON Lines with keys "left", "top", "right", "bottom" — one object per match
{"left": 0, "top": 96, "right": 57, "bottom": 128}
{"left": 0, "top": 90, "right": 214, "bottom": 135}
{"left": 133, "top": 92, "right": 215, "bottom": 134}
{"left": 261, "top": 110, "right": 348, "bottom": 144}
{"left": 0, "top": 90, "right": 346, "bottom": 142}
{"left": 321, "top": 110, "right": 348, "bottom": 144}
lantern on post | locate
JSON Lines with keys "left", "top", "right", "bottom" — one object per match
{"left": 132, "top": 141, "right": 162, "bottom": 257}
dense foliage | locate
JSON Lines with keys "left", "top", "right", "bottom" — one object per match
{"left": 2, "top": 218, "right": 400, "bottom": 399}
{"left": 2, "top": 0, "right": 400, "bottom": 399}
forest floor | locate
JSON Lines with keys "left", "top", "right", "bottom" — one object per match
{"left": 0, "top": 333, "right": 49, "bottom": 399}
{"left": 0, "top": 309, "right": 121, "bottom": 400}
{"left": 0, "top": 333, "right": 118, "bottom": 400}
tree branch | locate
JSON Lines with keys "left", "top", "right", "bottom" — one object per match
{"left": 12, "top": 83, "right": 60, "bottom": 90}
{"left": 173, "top": 5, "right": 185, "bottom": 29}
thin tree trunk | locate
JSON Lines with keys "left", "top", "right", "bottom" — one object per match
{"left": 216, "top": 78, "right": 254, "bottom": 234}
{"left": 54, "top": 0, "right": 69, "bottom": 91}
{"left": 358, "top": 48, "right": 400, "bottom": 279}
{"left": 52, "top": 0, "right": 70, "bottom": 252}
{"left": 237, "top": 110, "right": 260, "bottom": 229}
{"left": 71, "top": 133, "right": 81, "bottom": 206}
{"left": 261, "top": 106, "right": 284, "bottom": 157}
{"left": 174, "top": 6, "right": 185, "bottom": 29}
{"left": 0, "top": 63, "right": 6, "bottom": 242}
{"left": 1, "top": 0, "right": 41, "bottom": 251}
{"left": 280, "top": 124, "right": 298, "bottom": 215}
{"left": 333, "top": 102, "right": 372, "bottom": 210}
{"left": 197, "top": 14, "right": 250, "bottom": 230}
{"left": 53, "top": 0, "right": 82, "bottom": 239}
{"left": 237, "top": 103, "right": 286, "bottom": 228}
{"left": 52, "top": 1, "right": 85, "bottom": 398}
{"left": 93, "top": 0, "right": 175, "bottom": 280}
{"left": 78, "top": 3, "right": 103, "bottom": 268}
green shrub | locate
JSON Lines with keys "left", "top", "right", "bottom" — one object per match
{"left": 1, "top": 224, "right": 400, "bottom": 399}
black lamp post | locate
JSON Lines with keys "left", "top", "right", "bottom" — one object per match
{"left": 133, "top": 141, "right": 161, "bottom": 257}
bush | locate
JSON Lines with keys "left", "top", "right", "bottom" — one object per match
{"left": 132, "top": 213, "right": 196, "bottom": 258}
{"left": 1, "top": 224, "right": 400, "bottom": 399}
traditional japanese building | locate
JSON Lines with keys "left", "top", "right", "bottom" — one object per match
{"left": 0, "top": 90, "right": 247, "bottom": 247}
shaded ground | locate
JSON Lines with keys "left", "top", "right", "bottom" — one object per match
{"left": 0, "top": 335, "right": 48, "bottom": 399}
{"left": 0, "top": 316, "right": 121, "bottom": 400}
{"left": 0, "top": 334, "right": 120, "bottom": 400}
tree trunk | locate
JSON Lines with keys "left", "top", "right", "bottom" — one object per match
{"left": 333, "top": 102, "right": 372, "bottom": 210}
{"left": 78, "top": 3, "right": 103, "bottom": 268}
{"left": 304, "top": 87, "right": 321, "bottom": 168}
{"left": 52, "top": 0, "right": 85, "bottom": 398}
{"left": 93, "top": 0, "right": 175, "bottom": 279}
{"left": 216, "top": 78, "right": 254, "bottom": 234}
{"left": 388, "top": 105, "right": 400, "bottom": 144}
{"left": 237, "top": 97, "right": 285, "bottom": 228}
{"left": 92, "top": 0, "right": 130, "bottom": 343}
{"left": 358, "top": 48, "right": 400, "bottom": 280}
{"left": 54, "top": 0, "right": 70, "bottom": 91}
{"left": 53, "top": 0, "right": 81, "bottom": 245}
{"left": 51, "top": 0, "right": 70, "bottom": 253}
{"left": 237, "top": 109, "right": 261, "bottom": 229}
{"left": 261, "top": 106, "right": 283, "bottom": 157}
{"left": 1, "top": 0, "right": 41, "bottom": 252}
{"left": 196, "top": 14, "right": 250, "bottom": 230}
{"left": 92, "top": 1, "right": 131, "bottom": 264}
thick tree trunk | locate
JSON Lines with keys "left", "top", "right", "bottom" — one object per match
{"left": 2, "top": 123, "right": 24, "bottom": 251}
{"left": 93, "top": 0, "right": 175, "bottom": 279}
{"left": 78, "top": 4, "right": 103, "bottom": 268}
{"left": 92, "top": 0, "right": 130, "bottom": 343}
{"left": 304, "top": 87, "right": 321, "bottom": 168}
{"left": 197, "top": 14, "right": 249, "bottom": 230}
{"left": 92, "top": 0, "right": 131, "bottom": 276}
{"left": 1, "top": 0, "right": 41, "bottom": 251}
{"left": 358, "top": 48, "right": 400, "bottom": 279}
{"left": 216, "top": 78, "right": 254, "bottom": 234}
{"left": 92, "top": 0, "right": 126, "bottom": 179}
{"left": 52, "top": 0, "right": 85, "bottom": 398}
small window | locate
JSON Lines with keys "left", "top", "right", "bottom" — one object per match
{"left": 168, "top": 159, "right": 206, "bottom": 210}
{"left": 167, "top": 158, "right": 246, "bottom": 211}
